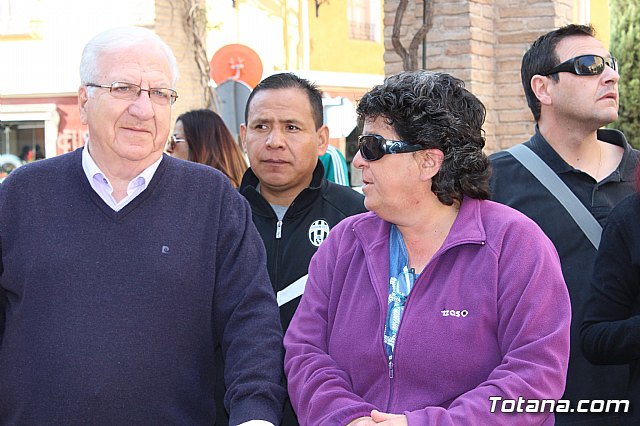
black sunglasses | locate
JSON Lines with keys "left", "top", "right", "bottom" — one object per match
{"left": 540, "top": 54, "right": 618, "bottom": 76}
{"left": 357, "top": 134, "right": 425, "bottom": 161}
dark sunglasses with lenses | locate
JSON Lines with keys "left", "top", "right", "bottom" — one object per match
{"left": 540, "top": 54, "right": 617, "bottom": 76}
{"left": 357, "top": 134, "right": 426, "bottom": 161}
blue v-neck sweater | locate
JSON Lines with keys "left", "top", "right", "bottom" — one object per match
{"left": 0, "top": 149, "right": 285, "bottom": 425}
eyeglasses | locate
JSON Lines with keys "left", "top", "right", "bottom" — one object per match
{"left": 86, "top": 81, "right": 179, "bottom": 105}
{"left": 357, "top": 134, "right": 425, "bottom": 161}
{"left": 166, "top": 135, "right": 186, "bottom": 150}
{"left": 540, "top": 54, "right": 618, "bottom": 76}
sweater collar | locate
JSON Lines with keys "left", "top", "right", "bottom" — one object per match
{"left": 74, "top": 148, "right": 170, "bottom": 218}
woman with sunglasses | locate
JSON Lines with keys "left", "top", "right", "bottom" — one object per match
{"left": 167, "top": 109, "right": 247, "bottom": 188}
{"left": 284, "top": 71, "right": 570, "bottom": 425}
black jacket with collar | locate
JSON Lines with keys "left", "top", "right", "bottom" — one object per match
{"left": 239, "top": 161, "right": 367, "bottom": 330}
{"left": 217, "top": 163, "right": 365, "bottom": 426}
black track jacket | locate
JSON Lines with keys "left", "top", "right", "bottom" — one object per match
{"left": 239, "top": 161, "right": 367, "bottom": 330}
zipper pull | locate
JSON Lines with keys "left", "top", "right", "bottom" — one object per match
{"left": 388, "top": 360, "right": 394, "bottom": 379}
{"left": 275, "top": 220, "right": 282, "bottom": 239}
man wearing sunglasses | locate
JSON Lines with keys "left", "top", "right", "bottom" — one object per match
{"left": 490, "top": 24, "right": 639, "bottom": 425}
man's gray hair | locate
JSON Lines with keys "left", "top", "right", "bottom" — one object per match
{"left": 79, "top": 26, "right": 179, "bottom": 87}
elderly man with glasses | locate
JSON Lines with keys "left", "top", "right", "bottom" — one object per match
{"left": 0, "top": 26, "right": 285, "bottom": 425}
{"left": 490, "top": 24, "right": 639, "bottom": 425}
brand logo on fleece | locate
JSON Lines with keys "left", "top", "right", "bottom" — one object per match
{"left": 308, "top": 219, "right": 330, "bottom": 247}
{"left": 161, "top": 246, "right": 170, "bottom": 254}
{"left": 441, "top": 309, "right": 469, "bottom": 317}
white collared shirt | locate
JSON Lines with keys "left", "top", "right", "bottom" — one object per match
{"left": 81, "top": 144, "right": 162, "bottom": 211}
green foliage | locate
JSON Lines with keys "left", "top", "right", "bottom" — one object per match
{"left": 609, "top": 0, "right": 640, "bottom": 148}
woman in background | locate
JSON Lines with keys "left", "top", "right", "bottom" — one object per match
{"left": 167, "top": 109, "right": 247, "bottom": 188}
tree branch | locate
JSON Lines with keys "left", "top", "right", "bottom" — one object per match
{"left": 392, "top": 0, "right": 410, "bottom": 70}
{"left": 392, "top": 0, "right": 435, "bottom": 71}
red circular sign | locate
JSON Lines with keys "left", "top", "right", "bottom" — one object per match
{"left": 210, "top": 44, "right": 263, "bottom": 88}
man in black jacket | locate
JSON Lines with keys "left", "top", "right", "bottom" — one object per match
{"left": 215, "top": 73, "right": 366, "bottom": 426}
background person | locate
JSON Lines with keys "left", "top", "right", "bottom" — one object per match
{"left": 319, "top": 143, "right": 350, "bottom": 186}
{"left": 213, "top": 72, "right": 366, "bottom": 426}
{"left": 581, "top": 171, "right": 640, "bottom": 425}
{"left": 239, "top": 72, "right": 366, "bottom": 332}
{"left": 166, "top": 108, "right": 248, "bottom": 188}
{"left": 0, "top": 26, "right": 285, "bottom": 425}
{"left": 284, "top": 71, "right": 570, "bottom": 425}
{"left": 489, "top": 24, "right": 639, "bottom": 425}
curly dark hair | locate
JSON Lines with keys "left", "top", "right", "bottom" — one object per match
{"left": 521, "top": 24, "right": 596, "bottom": 121}
{"left": 356, "top": 71, "right": 489, "bottom": 205}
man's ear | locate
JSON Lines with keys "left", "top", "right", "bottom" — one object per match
{"left": 530, "top": 75, "right": 553, "bottom": 107}
{"left": 78, "top": 86, "right": 89, "bottom": 125}
{"left": 239, "top": 123, "right": 247, "bottom": 153}
{"left": 418, "top": 148, "right": 444, "bottom": 181}
{"left": 316, "top": 125, "right": 329, "bottom": 157}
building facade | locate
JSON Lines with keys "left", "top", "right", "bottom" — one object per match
{"left": 0, "top": 0, "right": 610, "bottom": 174}
{"left": 0, "top": 0, "right": 386, "bottom": 171}
{"left": 383, "top": 0, "right": 611, "bottom": 152}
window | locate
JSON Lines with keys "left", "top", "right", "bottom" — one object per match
{"left": 347, "top": 0, "right": 381, "bottom": 42}
{"left": 0, "top": 121, "right": 45, "bottom": 160}
{"left": 0, "top": 121, "right": 45, "bottom": 179}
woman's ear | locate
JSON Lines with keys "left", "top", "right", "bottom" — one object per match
{"left": 418, "top": 149, "right": 444, "bottom": 181}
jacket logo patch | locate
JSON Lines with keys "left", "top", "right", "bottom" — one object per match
{"left": 441, "top": 309, "right": 468, "bottom": 317}
{"left": 308, "top": 219, "right": 330, "bottom": 247}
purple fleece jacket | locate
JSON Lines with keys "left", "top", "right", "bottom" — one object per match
{"left": 284, "top": 197, "right": 570, "bottom": 425}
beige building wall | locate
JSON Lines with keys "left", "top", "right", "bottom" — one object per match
{"left": 155, "top": 0, "right": 212, "bottom": 119}
{"left": 383, "top": 0, "right": 576, "bottom": 152}
{"left": 2, "top": 0, "right": 608, "bottom": 158}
